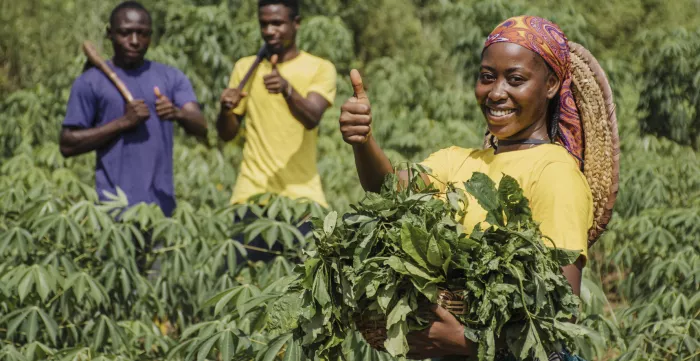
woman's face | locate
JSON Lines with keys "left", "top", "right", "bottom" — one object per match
{"left": 475, "top": 42, "right": 560, "bottom": 140}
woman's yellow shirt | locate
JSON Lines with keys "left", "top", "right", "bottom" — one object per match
{"left": 421, "top": 144, "right": 593, "bottom": 261}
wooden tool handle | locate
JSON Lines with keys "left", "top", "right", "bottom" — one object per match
{"left": 236, "top": 44, "right": 268, "bottom": 91}
{"left": 82, "top": 41, "right": 134, "bottom": 102}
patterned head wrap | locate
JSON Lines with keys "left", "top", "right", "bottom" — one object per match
{"left": 484, "top": 15, "right": 583, "bottom": 166}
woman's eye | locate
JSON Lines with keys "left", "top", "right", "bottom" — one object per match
{"left": 480, "top": 73, "right": 495, "bottom": 82}
{"left": 509, "top": 76, "right": 525, "bottom": 84}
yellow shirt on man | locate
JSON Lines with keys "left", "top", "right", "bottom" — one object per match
{"left": 421, "top": 144, "right": 593, "bottom": 261}
{"left": 228, "top": 51, "right": 336, "bottom": 207}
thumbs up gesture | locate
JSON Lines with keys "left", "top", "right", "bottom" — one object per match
{"left": 263, "top": 54, "right": 292, "bottom": 97}
{"left": 339, "top": 69, "right": 372, "bottom": 144}
{"left": 154, "top": 86, "right": 179, "bottom": 120}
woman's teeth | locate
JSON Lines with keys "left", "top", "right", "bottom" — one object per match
{"left": 489, "top": 108, "right": 515, "bottom": 117}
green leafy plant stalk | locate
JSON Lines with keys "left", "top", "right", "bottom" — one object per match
{"left": 265, "top": 166, "right": 584, "bottom": 361}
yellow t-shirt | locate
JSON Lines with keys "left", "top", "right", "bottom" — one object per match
{"left": 421, "top": 144, "right": 592, "bottom": 260}
{"left": 228, "top": 51, "right": 336, "bottom": 207}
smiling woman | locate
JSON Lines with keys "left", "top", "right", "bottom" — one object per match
{"left": 476, "top": 42, "right": 560, "bottom": 146}
{"left": 338, "top": 15, "right": 619, "bottom": 360}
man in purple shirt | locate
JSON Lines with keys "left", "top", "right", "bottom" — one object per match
{"left": 60, "top": 1, "right": 207, "bottom": 217}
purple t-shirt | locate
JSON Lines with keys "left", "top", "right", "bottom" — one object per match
{"left": 63, "top": 60, "right": 197, "bottom": 217}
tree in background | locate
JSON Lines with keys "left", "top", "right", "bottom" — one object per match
{"left": 638, "top": 27, "right": 700, "bottom": 150}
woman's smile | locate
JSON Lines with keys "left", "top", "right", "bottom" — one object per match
{"left": 485, "top": 107, "right": 518, "bottom": 123}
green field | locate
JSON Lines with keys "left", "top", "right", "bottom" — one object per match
{"left": 1, "top": 0, "right": 698, "bottom": 360}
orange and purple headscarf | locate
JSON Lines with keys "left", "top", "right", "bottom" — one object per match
{"left": 484, "top": 15, "right": 583, "bottom": 167}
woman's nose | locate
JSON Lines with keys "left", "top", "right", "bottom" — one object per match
{"left": 488, "top": 80, "right": 508, "bottom": 102}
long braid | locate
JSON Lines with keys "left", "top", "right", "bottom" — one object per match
{"left": 548, "top": 94, "right": 561, "bottom": 143}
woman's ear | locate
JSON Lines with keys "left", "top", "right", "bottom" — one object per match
{"left": 546, "top": 72, "right": 561, "bottom": 100}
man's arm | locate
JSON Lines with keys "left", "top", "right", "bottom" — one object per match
{"left": 217, "top": 110, "right": 243, "bottom": 142}
{"left": 216, "top": 88, "right": 247, "bottom": 142}
{"left": 283, "top": 90, "right": 330, "bottom": 130}
{"left": 176, "top": 103, "right": 207, "bottom": 137}
{"left": 175, "top": 103, "right": 207, "bottom": 137}
{"left": 154, "top": 91, "right": 207, "bottom": 137}
{"left": 154, "top": 77, "right": 207, "bottom": 137}
{"left": 60, "top": 100, "right": 149, "bottom": 157}
{"left": 263, "top": 55, "right": 332, "bottom": 130}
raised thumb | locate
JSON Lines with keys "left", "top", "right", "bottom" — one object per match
{"left": 270, "top": 54, "right": 278, "bottom": 70}
{"left": 154, "top": 86, "right": 163, "bottom": 99}
{"left": 350, "top": 69, "right": 368, "bottom": 101}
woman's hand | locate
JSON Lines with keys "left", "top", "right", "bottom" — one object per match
{"left": 339, "top": 69, "right": 372, "bottom": 145}
{"left": 406, "top": 305, "right": 474, "bottom": 360}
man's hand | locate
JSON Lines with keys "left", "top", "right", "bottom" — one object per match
{"left": 263, "top": 54, "right": 291, "bottom": 96}
{"left": 405, "top": 305, "right": 473, "bottom": 360}
{"left": 154, "top": 86, "right": 180, "bottom": 120}
{"left": 220, "top": 88, "right": 247, "bottom": 112}
{"left": 121, "top": 99, "right": 150, "bottom": 129}
{"left": 339, "top": 69, "right": 372, "bottom": 144}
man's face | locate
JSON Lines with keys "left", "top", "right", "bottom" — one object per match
{"left": 259, "top": 4, "right": 299, "bottom": 55}
{"left": 108, "top": 8, "right": 152, "bottom": 67}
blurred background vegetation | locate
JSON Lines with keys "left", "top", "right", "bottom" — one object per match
{"left": 0, "top": 0, "right": 698, "bottom": 360}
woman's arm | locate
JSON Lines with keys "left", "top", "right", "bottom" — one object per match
{"left": 562, "top": 256, "right": 585, "bottom": 297}
{"left": 349, "top": 135, "right": 394, "bottom": 192}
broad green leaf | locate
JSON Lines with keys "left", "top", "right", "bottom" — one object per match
{"left": 403, "top": 260, "right": 435, "bottom": 281}
{"left": 312, "top": 265, "right": 331, "bottom": 307}
{"left": 220, "top": 330, "right": 234, "bottom": 361}
{"left": 377, "top": 283, "right": 396, "bottom": 311}
{"left": 386, "top": 256, "right": 408, "bottom": 275}
{"left": 196, "top": 334, "right": 220, "bottom": 361}
{"left": 37, "top": 308, "right": 58, "bottom": 344}
{"left": 464, "top": 172, "right": 503, "bottom": 225}
{"left": 518, "top": 322, "right": 538, "bottom": 360}
{"left": 426, "top": 236, "right": 443, "bottom": 267}
{"left": 498, "top": 174, "right": 531, "bottom": 223}
{"left": 282, "top": 336, "right": 302, "bottom": 361}
{"left": 302, "top": 258, "right": 321, "bottom": 289}
{"left": 257, "top": 333, "right": 293, "bottom": 361}
{"left": 18, "top": 271, "right": 33, "bottom": 302}
{"left": 400, "top": 222, "right": 430, "bottom": 269}
{"left": 383, "top": 321, "right": 408, "bottom": 357}
{"left": 25, "top": 308, "right": 38, "bottom": 342}
{"left": 386, "top": 296, "right": 412, "bottom": 327}
{"left": 324, "top": 211, "right": 338, "bottom": 236}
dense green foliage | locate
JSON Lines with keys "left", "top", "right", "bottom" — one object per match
{"left": 267, "top": 171, "right": 584, "bottom": 361}
{"left": 638, "top": 27, "right": 700, "bottom": 149}
{"left": 1, "top": 0, "right": 698, "bottom": 360}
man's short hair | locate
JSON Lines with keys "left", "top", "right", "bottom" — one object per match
{"left": 258, "top": 0, "right": 299, "bottom": 19}
{"left": 109, "top": 1, "right": 152, "bottom": 27}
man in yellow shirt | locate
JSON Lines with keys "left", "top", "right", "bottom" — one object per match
{"left": 217, "top": 0, "right": 336, "bottom": 261}
{"left": 217, "top": 0, "right": 335, "bottom": 207}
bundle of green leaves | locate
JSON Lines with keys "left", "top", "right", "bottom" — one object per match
{"left": 268, "top": 166, "right": 584, "bottom": 361}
